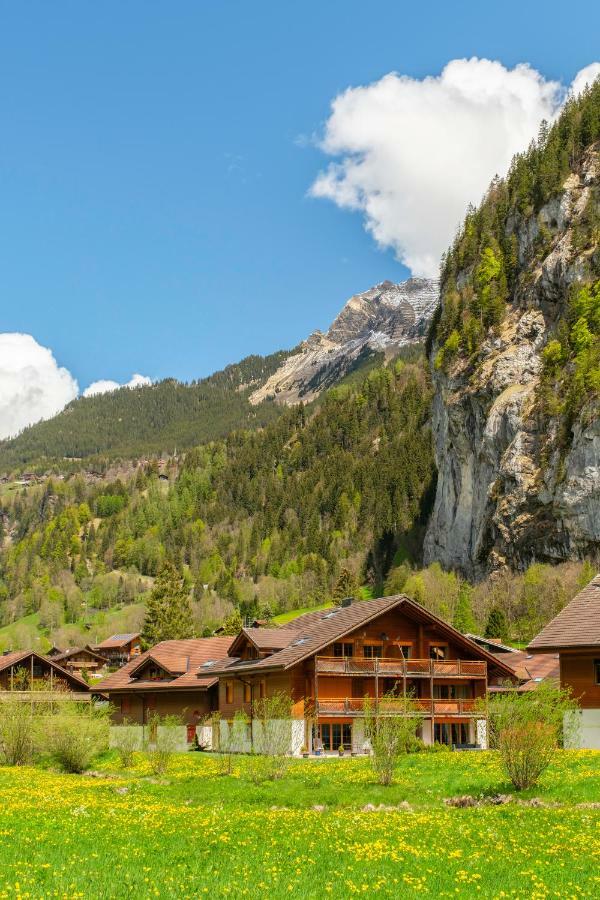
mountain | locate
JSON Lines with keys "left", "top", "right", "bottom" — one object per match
{"left": 0, "top": 353, "right": 436, "bottom": 649}
{"left": 425, "top": 81, "right": 600, "bottom": 578}
{"left": 0, "top": 352, "right": 292, "bottom": 471}
{"left": 0, "top": 277, "right": 438, "bottom": 472}
{"left": 250, "top": 278, "right": 439, "bottom": 405}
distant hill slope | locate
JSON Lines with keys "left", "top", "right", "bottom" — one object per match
{"left": 0, "top": 351, "right": 292, "bottom": 470}
{"left": 0, "top": 277, "right": 439, "bottom": 471}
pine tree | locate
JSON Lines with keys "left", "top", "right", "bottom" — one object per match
{"left": 453, "top": 583, "right": 476, "bottom": 634}
{"left": 141, "top": 562, "right": 195, "bottom": 649}
{"left": 220, "top": 608, "right": 243, "bottom": 635}
{"left": 484, "top": 606, "right": 509, "bottom": 643}
{"left": 332, "top": 567, "right": 358, "bottom": 605}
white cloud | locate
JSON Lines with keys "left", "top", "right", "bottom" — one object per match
{"left": 570, "top": 63, "right": 600, "bottom": 98}
{"left": 0, "top": 334, "right": 79, "bottom": 440}
{"left": 310, "top": 58, "right": 599, "bottom": 277}
{"left": 83, "top": 373, "right": 152, "bottom": 398}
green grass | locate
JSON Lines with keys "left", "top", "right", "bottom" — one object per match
{"left": 272, "top": 601, "right": 334, "bottom": 624}
{"left": 0, "top": 751, "right": 598, "bottom": 897}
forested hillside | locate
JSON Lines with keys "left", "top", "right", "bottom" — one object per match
{"left": 0, "top": 351, "right": 292, "bottom": 470}
{"left": 0, "top": 354, "right": 435, "bottom": 648}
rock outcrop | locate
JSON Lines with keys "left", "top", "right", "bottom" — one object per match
{"left": 250, "top": 278, "right": 439, "bottom": 405}
{"left": 424, "top": 146, "right": 600, "bottom": 579}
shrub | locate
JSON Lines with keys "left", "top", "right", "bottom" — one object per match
{"left": 144, "top": 713, "right": 182, "bottom": 776}
{"left": 363, "top": 693, "right": 425, "bottom": 786}
{"left": 251, "top": 692, "right": 293, "bottom": 781}
{"left": 486, "top": 681, "right": 579, "bottom": 790}
{"left": 0, "top": 698, "right": 40, "bottom": 766}
{"left": 498, "top": 722, "right": 556, "bottom": 791}
{"left": 213, "top": 710, "right": 249, "bottom": 776}
{"left": 45, "top": 702, "right": 110, "bottom": 773}
{"left": 111, "top": 718, "right": 140, "bottom": 768}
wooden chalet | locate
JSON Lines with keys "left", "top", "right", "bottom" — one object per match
{"left": 528, "top": 573, "right": 600, "bottom": 748}
{"left": 93, "top": 633, "right": 142, "bottom": 668}
{"left": 0, "top": 651, "right": 90, "bottom": 701}
{"left": 98, "top": 636, "right": 234, "bottom": 734}
{"left": 52, "top": 646, "right": 107, "bottom": 676}
{"left": 211, "top": 595, "right": 517, "bottom": 751}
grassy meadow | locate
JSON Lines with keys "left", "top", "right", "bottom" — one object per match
{"left": 0, "top": 750, "right": 599, "bottom": 898}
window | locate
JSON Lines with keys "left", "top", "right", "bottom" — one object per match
{"left": 429, "top": 644, "right": 448, "bottom": 660}
{"left": 259, "top": 679, "right": 266, "bottom": 700}
{"left": 363, "top": 645, "right": 383, "bottom": 659}
{"left": 595, "top": 660, "right": 600, "bottom": 685}
{"left": 434, "top": 722, "right": 469, "bottom": 746}
{"left": 318, "top": 723, "right": 352, "bottom": 751}
{"left": 243, "top": 683, "right": 251, "bottom": 703}
{"left": 333, "top": 643, "right": 353, "bottom": 658}
{"left": 398, "top": 644, "right": 412, "bottom": 659}
{"left": 225, "top": 681, "right": 233, "bottom": 704}
{"left": 433, "top": 684, "right": 471, "bottom": 700}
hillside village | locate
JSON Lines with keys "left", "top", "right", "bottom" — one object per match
{"left": 2, "top": 575, "right": 598, "bottom": 751}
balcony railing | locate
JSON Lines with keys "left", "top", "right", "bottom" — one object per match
{"left": 315, "top": 656, "right": 487, "bottom": 678}
{"left": 316, "top": 698, "right": 479, "bottom": 717}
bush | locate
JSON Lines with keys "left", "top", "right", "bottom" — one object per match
{"left": 251, "top": 692, "right": 293, "bottom": 782}
{"left": 144, "top": 713, "right": 182, "bottom": 776}
{"left": 486, "top": 681, "right": 579, "bottom": 790}
{"left": 498, "top": 723, "right": 556, "bottom": 791}
{"left": 111, "top": 718, "right": 140, "bottom": 768}
{"left": 0, "top": 698, "right": 40, "bottom": 766}
{"left": 45, "top": 702, "right": 110, "bottom": 773}
{"left": 363, "top": 693, "right": 425, "bottom": 786}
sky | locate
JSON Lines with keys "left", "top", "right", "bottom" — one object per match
{"left": 1, "top": 0, "right": 600, "bottom": 436}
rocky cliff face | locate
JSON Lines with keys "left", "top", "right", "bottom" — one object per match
{"left": 424, "top": 146, "right": 600, "bottom": 579}
{"left": 250, "top": 278, "right": 439, "bottom": 405}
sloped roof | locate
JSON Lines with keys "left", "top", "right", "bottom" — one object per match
{"left": 211, "top": 595, "right": 517, "bottom": 679}
{"left": 0, "top": 650, "right": 90, "bottom": 691}
{"left": 53, "top": 646, "right": 106, "bottom": 664}
{"left": 95, "top": 633, "right": 140, "bottom": 649}
{"left": 229, "top": 627, "right": 300, "bottom": 656}
{"left": 488, "top": 649, "right": 560, "bottom": 691}
{"left": 465, "top": 634, "right": 518, "bottom": 654}
{"left": 96, "top": 636, "right": 234, "bottom": 692}
{"left": 528, "top": 574, "right": 600, "bottom": 651}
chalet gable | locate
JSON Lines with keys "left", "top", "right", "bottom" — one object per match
{"left": 212, "top": 595, "right": 517, "bottom": 680}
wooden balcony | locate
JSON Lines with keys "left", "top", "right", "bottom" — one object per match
{"left": 316, "top": 698, "right": 480, "bottom": 717}
{"left": 315, "top": 656, "right": 487, "bottom": 678}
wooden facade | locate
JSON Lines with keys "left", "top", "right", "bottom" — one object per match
{"left": 0, "top": 651, "right": 90, "bottom": 700}
{"left": 215, "top": 598, "right": 515, "bottom": 749}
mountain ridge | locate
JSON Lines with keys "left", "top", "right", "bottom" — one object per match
{"left": 250, "top": 277, "right": 439, "bottom": 405}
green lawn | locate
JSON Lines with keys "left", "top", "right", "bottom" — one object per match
{"left": 272, "top": 601, "right": 333, "bottom": 624}
{"left": 0, "top": 751, "right": 599, "bottom": 897}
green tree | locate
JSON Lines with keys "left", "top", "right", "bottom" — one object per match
{"left": 141, "top": 562, "right": 195, "bottom": 649}
{"left": 220, "top": 608, "right": 243, "bottom": 635}
{"left": 332, "top": 567, "right": 358, "bottom": 605}
{"left": 484, "top": 606, "right": 509, "bottom": 642}
{"left": 453, "top": 583, "right": 476, "bottom": 633}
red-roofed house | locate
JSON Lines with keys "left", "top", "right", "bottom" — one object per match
{"left": 0, "top": 651, "right": 90, "bottom": 699}
{"left": 97, "top": 636, "right": 234, "bottom": 744}
{"left": 93, "top": 633, "right": 141, "bottom": 668}
{"left": 528, "top": 573, "right": 600, "bottom": 748}
{"left": 211, "top": 595, "right": 516, "bottom": 753}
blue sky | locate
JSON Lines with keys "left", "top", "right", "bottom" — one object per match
{"left": 1, "top": 0, "right": 599, "bottom": 389}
